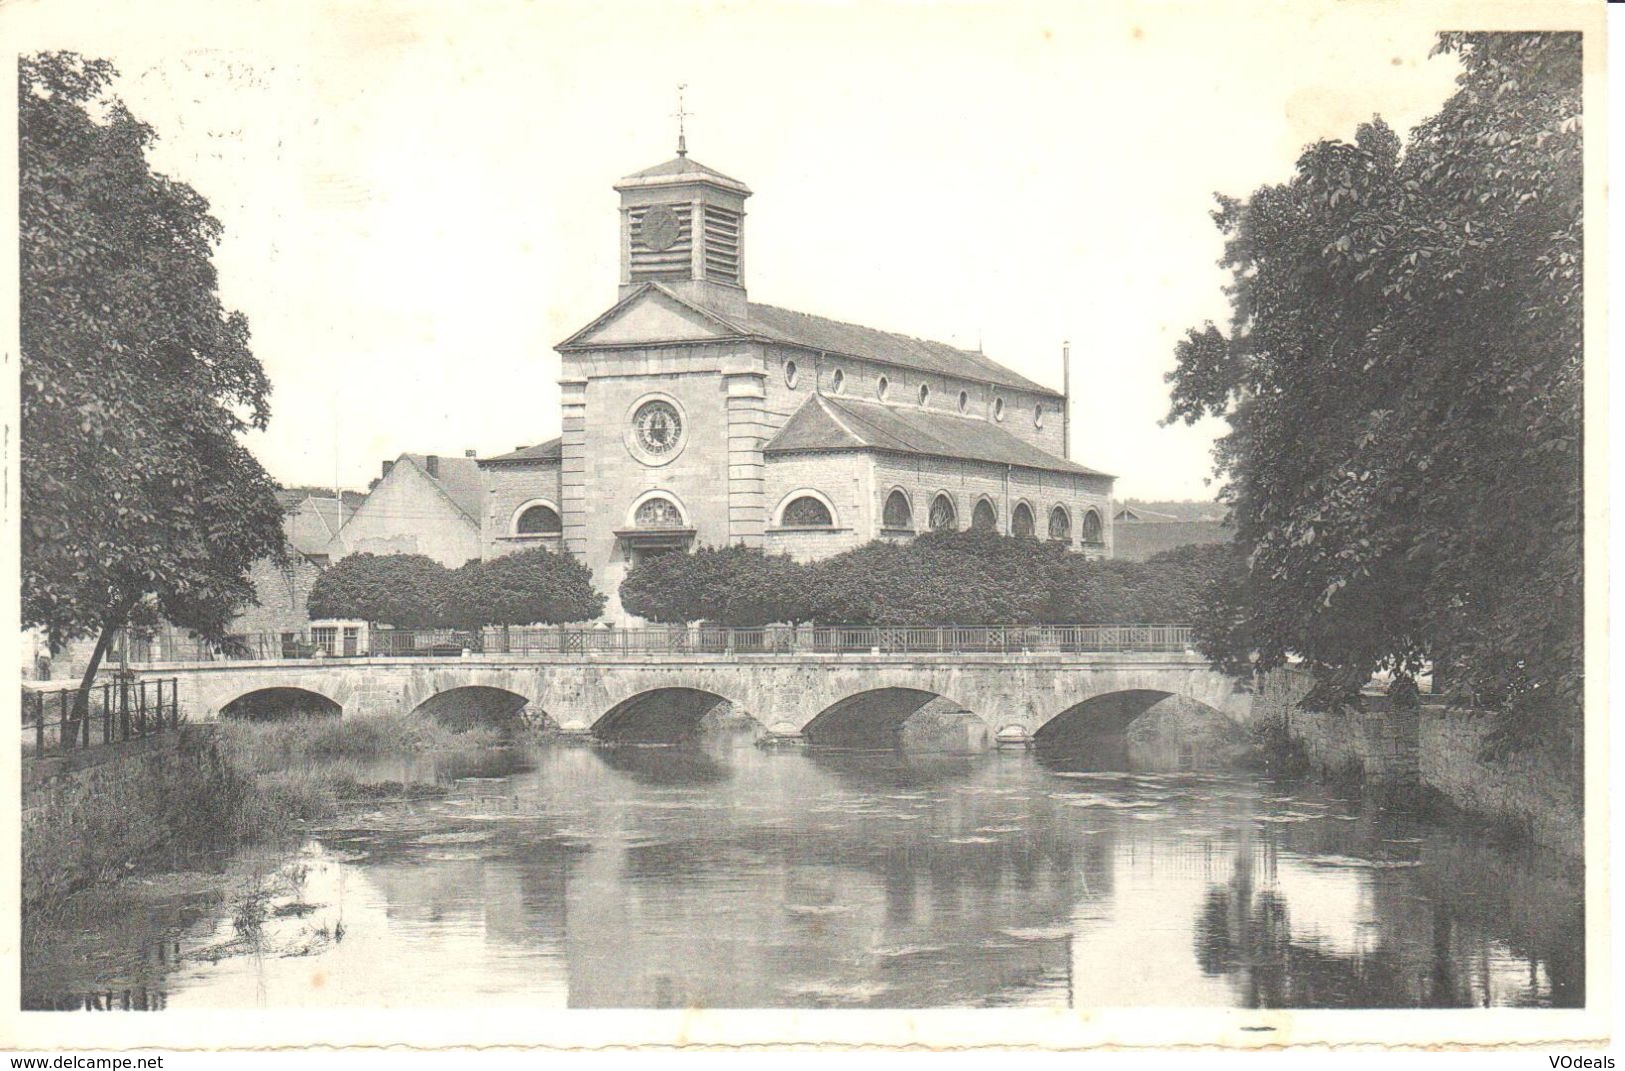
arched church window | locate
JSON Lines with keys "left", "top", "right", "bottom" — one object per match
{"left": 781, "top": 495, "right": 834, "bottom": 528}
{"left": 919, "top": 383, "right": 930, "bottom": 406}
{"left": 516, "top": 504, "right": 561, "bottom": 535}
{"left": 972, "top": 499, "right": 998, "bottom": 532}
{"left": 785, "top": 360, "right": 799, "bottom": 388}
{"left": 1049, "top": 506, "right": 1071, "bottom": 542}
{"left": 830, "top": 368, "right": 845, "bottom": 394}
{"left": 883, "top": 490, "right": 913, "bottom": 530}
{"left": 993, "top": 396, "right": 1006, "bottom": 422}
{"left": 929, "top": 494, "right": 957, "bottom": 531}
{"left": 1012, "top": 502, "right": 1035, "bottom": 538}
{"left": 877, "top": 376, "right": 889, "bottom": 401}
{"left": 958, "top": 389, "right": 970, "bottom": 413}
{"left": 634, "top": 496, "right": 684, "bottom": 529}
{"left": 1081, "top": 509, "right": 1104, "bottom": 546}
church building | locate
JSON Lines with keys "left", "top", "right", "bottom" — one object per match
{"left": 482, "top": 146, "right": 1116, "bottom": 621}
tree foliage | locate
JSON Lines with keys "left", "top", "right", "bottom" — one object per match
{"left": 306, "top": 553, "right": 451, "bottom": 629}
{"left": 20, "top": 52, "right": 286, "bottom": 716}
{"left": 443, "top": 547, "right": 605, "bottom": 628}
{"left": 308, "top": 550, "right": 603, "bottom": 628}
{"left": 1164, "top": 33, "right": 1582, "bottom": 746}
{"left": 617, "top": 532, "right": 1231, "bottom": 627}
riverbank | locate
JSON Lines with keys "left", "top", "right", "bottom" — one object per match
{"left": 1253, "top": 669, "right": 1584, "bottom": 860}
{"left": 20, "top": 714, "right": 523, "bottom": 927}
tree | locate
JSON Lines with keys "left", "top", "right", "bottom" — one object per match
{"left": 620, "top": 545, "right": 808, "bottom": 625}
{"left": 20, "top": 52, "right": 286, "bottom": 725}
{"left": 306, "top": 553, "right": 451, "bottom": 629}
{"left": 616, "top": 530, "right": 1215, "bottom": 628}
{"left": 1164, "top": 34, "right": 1582, "bottom": 748}
{"left": 443, "top": 547, "right": 605, "bottom": 628}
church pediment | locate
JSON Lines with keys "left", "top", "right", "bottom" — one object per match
{"left": 559, "top": 284, "right": 742, "bottom": 350}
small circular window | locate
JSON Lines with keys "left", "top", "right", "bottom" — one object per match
{"left": 831, "top": 368, "right": 845, "bottom": 394}
{"left": 918, "top": 383, "right": 930, "bottom": 406}
{"left": 785, "top": 360, "right": 799, "bottom": 388}
{"left": 1034, "top": 404, "right": 1045, "bottom": 429}
{"left": 877, "top": 375, "right": 889, "bottom": 401}
{"left": 958, "top": 390, "right": 969, "bottom": 413}
{"left": 994, "top": 397, "right": 1005, "bottom": 421}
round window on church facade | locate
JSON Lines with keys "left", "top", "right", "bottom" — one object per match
{"left": 1034, "top": 404, "right": 1045, "bottom": 429}
{"left": 831, "top": 368, "right": 845, "bottom": 394}
{"left": 785, "top": 360, "right": 799, "bottom": 388}
{"left": 625, "top": 394, "right": 688, "bottom": 466}
{"left": 994, "top": 397, "right": 1006, "bottom": 422}
{"left": 877, "top": 376, "right": 889, "bottom": 401}
{"left": 958, "top": 390, "right": 969, "bottom": 413}
{"left": 919, "top": 383, "right": 930, "bottom": 406}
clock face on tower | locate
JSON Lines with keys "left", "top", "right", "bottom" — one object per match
{"left": 632, "top": 400, "right": 683, "bottom": 456}
{"left": 639, "top": 205, "right": 680, "bottom": 252}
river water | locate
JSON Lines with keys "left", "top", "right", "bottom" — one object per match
{"left": 23, "top": 742, "right": 1583, "bottom": 1010}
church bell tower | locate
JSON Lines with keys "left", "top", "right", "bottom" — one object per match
{"left": 614, "top": 137, "right": 751, "bottom": 320}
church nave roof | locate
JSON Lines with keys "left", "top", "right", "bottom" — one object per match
{"left": 765, "top": 392, "right": 1111, "bottom": 479}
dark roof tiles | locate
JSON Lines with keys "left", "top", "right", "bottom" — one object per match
{"left": 479, "top": 437, "right": 563, "bottom": 465}
{"left": 742, "top": 302, "right": 1061, "bottom": 397}
{"left": 766, "top": 394, "right": 1111, "bottom": 478}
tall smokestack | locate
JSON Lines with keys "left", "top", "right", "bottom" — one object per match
{"left": 1061, "top": 341, "right": 1072, "bottom": 460}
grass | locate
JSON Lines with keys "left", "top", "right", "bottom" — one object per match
{"left": 23, "top": 713, "right": 512, "bottom": 923}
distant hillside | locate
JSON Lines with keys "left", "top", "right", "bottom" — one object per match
{"left": 1116, "top": 499, "right": 1227, "bottom": 523}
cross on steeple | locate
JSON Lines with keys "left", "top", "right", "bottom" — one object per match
{"left": 672, "top": 83, "right": 692, "bottom": 157}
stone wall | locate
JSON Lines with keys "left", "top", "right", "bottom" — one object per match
{"left": 871, "top": 454, "right": 1113, "bottom": 552}
{"left": 760, "top": 343, "right": 1068, "bottom": 461}
{"left": 1420, "top": 707, "right": 1583, "bottom": 859}
{"left": 479, "top": 460, "right": 563, "bottom": 561}
{"left": 230, "top": 554, "right": 324, "bottom": 635}
{"left": 1258, "top": 668, "right": 1581, "bottom": 857}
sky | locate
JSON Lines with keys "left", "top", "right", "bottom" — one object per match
{"left": 6, "top": 0, "right": 1467, "bottom": 500}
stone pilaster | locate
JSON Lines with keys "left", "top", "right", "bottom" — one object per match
{"left": 559, "top": 377, "right": 589, "bottom": 557}
{"left": 723, "top": 353, "right": 769, "bottom": 546}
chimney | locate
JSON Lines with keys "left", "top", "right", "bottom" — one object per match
{"left": 381, "top": 459, "right": 395, "bottom": 479}
{"left": 426, "top": 455, "right": 440, "bottom": 478}
{"left": 464, "top": 449, "right": 477, "bottom": 458}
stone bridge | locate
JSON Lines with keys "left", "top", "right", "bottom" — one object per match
{"left": 134, "top": 650, "right": 1255, "bottom": 750}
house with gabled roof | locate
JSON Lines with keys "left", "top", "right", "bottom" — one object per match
{"left": 488, "top": 144, "right": 1116, "bottom": 620}
{"left": 327, "top": 452, "right": 485, "bottom": 567}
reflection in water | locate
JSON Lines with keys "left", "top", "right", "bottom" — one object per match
{"left": 23, "top": 724, "right": 1583, "bottom": 1010}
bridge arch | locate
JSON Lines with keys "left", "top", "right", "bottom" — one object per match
{"left": 593, "top": 686, "right": 763, "bottom": 745}
{"left": 408, "top": 685, "right": 545, "bottom": 731}
{"left": 803, "top": 686, "right": 990, "bottom": 752}
{"left": 1034, "top": 688, "right": 1247, "bottom": 771}
{"left": 220, "top": 686, "right": 342, "bottom": 721}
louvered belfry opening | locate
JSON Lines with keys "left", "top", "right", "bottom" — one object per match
{"left": 615, "top": 155, "right": 752, "bottom": 316}
{"left": 702, "top": 204, "right": 742, "bottom": 284}
{"left": 628, "top": 204, "right": 694, "bottom": 282}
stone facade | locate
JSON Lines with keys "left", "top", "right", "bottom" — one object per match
{"left": 480, "top": 455, "right": 564, "bottom": 560}
{"left": 477, "top": 150, "right": 1122, "bottom": 621}
{"left": 231, "top": 554, "right": 324, "bottom": 636}
{"left": 328, "top": 455, "right": 482, "bottom": 568}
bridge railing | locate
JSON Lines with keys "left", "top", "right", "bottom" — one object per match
{"left": 21, "top": 678, "right": 182, "bottom": 758}
{"left": 91, "top": 624, "right": 1194, "bottom": 663}
{"left": 488, "top": 623, "right": 1195, "bottom": 656}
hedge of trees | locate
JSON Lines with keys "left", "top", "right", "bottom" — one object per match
{"left": 618, "top": 531, "right": 1238, "bottom": 627}
{"left": 308, "top": 548, "right": 604, "bottom": 628}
